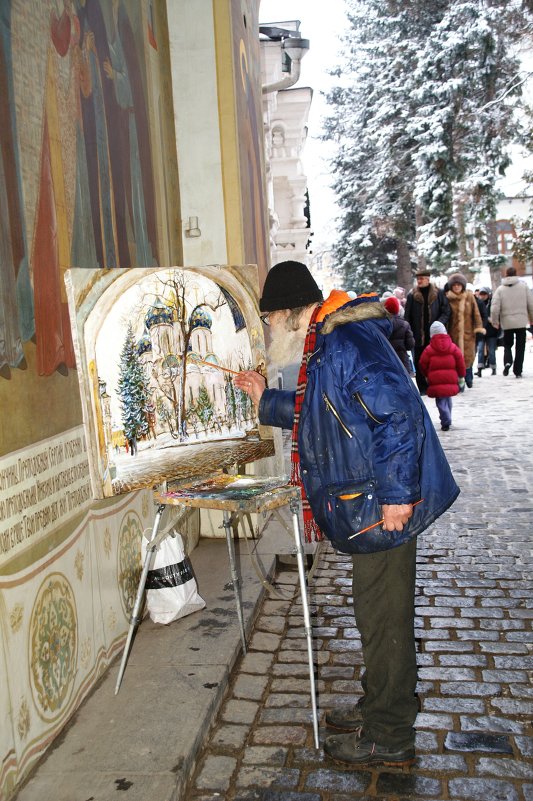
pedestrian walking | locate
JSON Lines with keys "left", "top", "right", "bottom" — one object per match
{"left": 383, "top": 296, "right": 415, "bottom": 373}
{"left": 446, "top": 273, "right": 484, "bottom": 388}
{"left": 419, "top": 321, "right": 466, "bottom": 431}
{"left": 393, "top": 286, "right": 407, "bottom": 316}
{"left": 235, "top": 260, "right": 459, "bottom": 768}
{"left": 404, "top": 268, "right": 451, "bottom": 395}
{"left": 475, "top": 287, "right": 499, "bottom": 376}
{"left": 490, "top": 266, "right": 533, "bottom": 378}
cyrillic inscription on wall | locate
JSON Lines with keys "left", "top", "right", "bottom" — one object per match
{"left": 0, "top": 426, "right": 91, "bottom": 564}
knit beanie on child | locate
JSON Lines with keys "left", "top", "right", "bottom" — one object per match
{"left": 430, "top": 321, "right": 447, "bottom": 337}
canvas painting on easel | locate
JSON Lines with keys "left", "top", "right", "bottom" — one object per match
{"left": 65, "top": 266, "right": 274, "bottom": 498}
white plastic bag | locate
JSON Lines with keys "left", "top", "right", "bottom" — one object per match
{"left": 142, "top": 531, "right": 206, "bottom": 625}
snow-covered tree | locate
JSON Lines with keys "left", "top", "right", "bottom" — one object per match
{"left": 118, "top": 323, "right": 150, "bottom": 443}
{"left": 325, "top": 0, "right": 528, "bottom": 289}
{"left": 513, "top": 105, "right": 533, "bottom": 262}
{"left": 411, "top": 1, "right": 522, "bottom": 268}
{"left": 512, "top": 222, "right": 533, "bottom": 261}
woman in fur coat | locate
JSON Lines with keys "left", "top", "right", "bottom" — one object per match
{"left": 446, "top": 273, "right": 484, "bottom": 387}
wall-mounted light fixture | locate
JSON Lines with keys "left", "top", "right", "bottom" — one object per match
{"left": 260, "top": 25, "right": 310, "bottom": 94}
{"left": 185, "top": 216, "right": 201, "bottom": 238}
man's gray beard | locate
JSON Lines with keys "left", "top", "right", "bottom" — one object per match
{"left": 268, "top": 325, "right": 306, "bottom": 369}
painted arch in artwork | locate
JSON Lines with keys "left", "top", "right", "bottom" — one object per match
{"left": 64, "top": 265, "right": 272, "bottom": 499}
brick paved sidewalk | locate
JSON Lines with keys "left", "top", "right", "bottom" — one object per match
{"left": 186, "top": 358, "right": 533, "bottom": 801}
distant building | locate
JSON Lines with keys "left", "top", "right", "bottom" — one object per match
{"left": 260, "top": 22, "right": 313, "bottom": 267}
{"left": 467, "top": 196, "right": 533, "bottom": 288}
{"left": 495, "top": 196, "right": 533, "bottom": 286}
{"left": 309, "top": 249, "right": 338, "bottom": 296}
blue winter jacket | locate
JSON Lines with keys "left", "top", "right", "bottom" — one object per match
{"left": 259, "top": 295, "right": 460, "bottom": 554}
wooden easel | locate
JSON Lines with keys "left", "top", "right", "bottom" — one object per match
{"left": 114, "top": 474, "right": 319, "bottom": 749}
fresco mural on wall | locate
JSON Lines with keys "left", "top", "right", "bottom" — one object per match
{"left": 74, "top": 0, "right": 158, "bottom": 271}
{"left": 0, "top": 4, "right": 35, "bottom": 379}
{"left": 0, "top": 3, "right": 211, "bottom": 799}
{"left": 231, "top": 0, "right": 269, "bottom": 283}
{"left": 1, "top": 0, "right": 161, "bottom": 384}
{"left": 65, "top": 265, "right": 273, "bottom": 498}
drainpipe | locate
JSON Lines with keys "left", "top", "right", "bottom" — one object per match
{"left": 260, "top": 26, "right": 310, "bottom": 94}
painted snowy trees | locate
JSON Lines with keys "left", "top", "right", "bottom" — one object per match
{"left": 118, "top": 324, "right": 151, "bottom": 453}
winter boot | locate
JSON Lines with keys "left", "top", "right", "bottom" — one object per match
{"left": 491, "top": 366, "right": 496, "bottom": 375}
{"left": 324, "top": 728, "right": 416, "bottom": 768}
{"left": 476, "top": 367, "right": 482, "bottom": 378}
{"left": 326, "top": 700, "right": 364, "bottom": 731}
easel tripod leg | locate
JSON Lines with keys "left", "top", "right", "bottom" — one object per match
{"left": 223, "top": 510, "right": 247, "bottom": 654}
{"left": 114, "top": 504, "right": 166, "bottom": 695}
{"left": 290, "top": 499, "right": 320, "bottom": 749}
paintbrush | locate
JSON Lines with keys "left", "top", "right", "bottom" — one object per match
{"left": 193, "top": 357, "right": 241, "bottom": 376}
{"left": 347, "top": 499, "right": 424, "bottom": 540}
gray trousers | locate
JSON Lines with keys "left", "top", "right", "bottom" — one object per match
{"left": 352, "top": 537, "right": 418, "bottom": 748}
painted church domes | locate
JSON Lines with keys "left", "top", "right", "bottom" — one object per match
{"left": 189, "top": 308, "right": 212, "bottom": 330}
{"left": 145, "top": 297, "right": 173, "bottom": 329}
{"left": 137, "top": 333, "right": 152, "bottom": 356}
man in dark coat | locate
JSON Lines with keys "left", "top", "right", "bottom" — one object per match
{"left": 476, "top": 287, "right": 499, "bottom": 375}
{"left": 404, "top": 268, "right": 451, "bottom": 394}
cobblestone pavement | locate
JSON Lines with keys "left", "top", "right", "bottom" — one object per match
{"left": 186, "top": 350, "right": 533, "bottom": 801}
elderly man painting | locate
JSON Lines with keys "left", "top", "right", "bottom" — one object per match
{"left": 235, "top": 261, "right": 459, "bottom": 768}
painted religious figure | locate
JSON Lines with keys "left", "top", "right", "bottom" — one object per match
{"left": 32, "top": 0, "right": 81, "bottom": 376}
{"left": 76, "top": 0, "right": 158, "bottom": 271}
{"left": 28, "top": 0, "right": 160, "bottom": 377}
{"left": 231, "top": 0, "right": 269, "bottom": 283}
{"left": 0, "top": 4, "right": 35, "bottom": 378}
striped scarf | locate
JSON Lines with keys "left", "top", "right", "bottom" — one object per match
{"left": 290, "top": 304, "right": 323, "bottom": 543}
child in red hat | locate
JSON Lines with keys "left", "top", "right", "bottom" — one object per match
{"left": 383, "top": 296, "right": 415, "bottom": 374}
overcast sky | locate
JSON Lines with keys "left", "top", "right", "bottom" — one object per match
{"left": 259, "top": 0, "right": 347, "bottom": 249}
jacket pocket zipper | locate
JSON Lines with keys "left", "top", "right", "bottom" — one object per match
{"left": 323, "top": 393, "right": 353, "bottom": 438}
{"left": 353, "top": 391, "right": 384, "bottom": 424}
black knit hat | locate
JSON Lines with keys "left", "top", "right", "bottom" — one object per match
{"left": 259, "top": 261, "right": 323, "bottom": 312}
